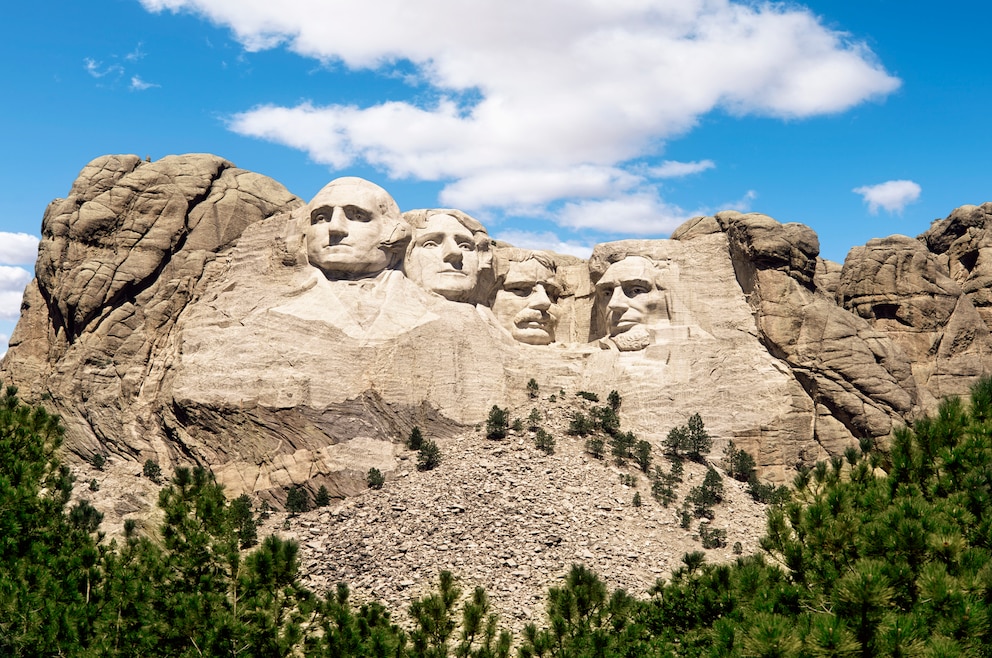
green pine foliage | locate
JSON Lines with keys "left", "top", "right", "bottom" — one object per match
{"left": 314, "top": 484, "right": 331, "bottom": 507}
{"left": 664, "top": 413, "right": 712, "bottom": 462}
{"left": 486, "top": 405, "right": 509, "bottom": 440}
{"left": 418, "top": 439, "right": 442, "bottom": 471}
{"left": 527, "top": 378, "right": 539, "bottom": 399}
{"left": 585, "top": 436, "right": 605, "bottom": 459}
{"left": 366, "top": 468, "right": 385, "bottom": 490}
{"left": 534, "top": 428, "right": 555, "bottom": 455}
{"left": 527, "top": 408, "right": 542, "bottom": 431}
{"left": 285, "top": 485, "right": 310, "bottom": 515}
{"left": 143, "top": 458, "right": 163, "bottom": 483}
{"left": 408, "top": 426, "right": 425, "bottom": 451}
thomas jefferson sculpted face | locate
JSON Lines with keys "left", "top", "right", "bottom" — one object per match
{"left": 305, "top": 178, "right": 404, "bottom": 280}
{"left": 492, "top": 256, "right": 561, "bottom": 345}
{"left": 405, "top": 211, "right": 491, "bottom": 303}
{"left": 596, "top": 256, "right": 671, "bottom": 337}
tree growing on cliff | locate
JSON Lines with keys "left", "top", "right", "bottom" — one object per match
{"left": 418, "top": 440, "right": 442, "bottom": 471}
{"left": 286, "top": 485, "right": 310, "bottom": 515}
{"left": 486, "top": 405, "right": 509, "bottom": 440}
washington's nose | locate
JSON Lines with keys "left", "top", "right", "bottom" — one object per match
{"left": 529, "top": 284, "right": 552, "bottom": 310}
{"left": 326, "top": 206, "right": 349, "bottom": 236}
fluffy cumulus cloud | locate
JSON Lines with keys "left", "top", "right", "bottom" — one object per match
{"left": 853, "top": 180, "right": 922, "bottom": 214}
{"left": 0, "top": 232, "right": 39, "bottom": 265}
{"left": 492, "top": 230, "right": 593, "bottom": 259}
{"left": 0, "top": 266, "right": 32, "bottom": 322}
{"left": 648, "top": 160, "right": 716, "bottom": 179}
{"left": 141, "top": 0, "right": 899, "bottom": 233}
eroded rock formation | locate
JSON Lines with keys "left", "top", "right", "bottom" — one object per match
{"left": 3, "top": 153, "right": 990, "bottom": 504}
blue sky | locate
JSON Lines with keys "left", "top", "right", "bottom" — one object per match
{"left": 2, "top": 0, "right": 990, "bottom": 355}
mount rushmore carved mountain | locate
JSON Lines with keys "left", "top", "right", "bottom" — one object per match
{"left": 2, "top": 153, "right": 991, "bottom": 508}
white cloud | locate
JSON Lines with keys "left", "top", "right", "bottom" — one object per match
{"left": 0, "top": 266, "right": 31, "bottom": 322}
{"left": 648, "top": 160, "right": 716, "bottom": 179}
{"left": 130, "top": 75, "right": 160, "bottom": 91}
{"left": 141, "top": 0, "right": 899, "bottom": 229}
{"left": 125, "top": 42, "right": 147, "bottom": 61}
{"left": 0, "top": 233, "right": 39, "bottom": 265}
{"left": 555, "top": 190, "right": 696, "bottom": 235}
{"left": 84, "top": 58, "right": 123, "bottom": 79}
{"left": 853, "top": 180, "right": 922, "bottom": 214}
{"left": 494, "top": 230, "right": 594, "bottom": 259}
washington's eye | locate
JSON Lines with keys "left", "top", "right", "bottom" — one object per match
{"left": 311, "top": 213, "right": 327, "bottom": 225}
{"left": 346, "top": 207, "right": 372, "bottom": 222}
{"left": 625, "top": 285, "right": 649, "bottom": 296}
{"left": 457, "top": 241, "right": 474, "bottom": 251}
{"left": 599, "top": 286, "right": 614, "bottom": 298}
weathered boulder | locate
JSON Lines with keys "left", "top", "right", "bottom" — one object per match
{"left": 837, "top": 235, "right": 991, "bottom": 402}
{"left": 3, "top": 153, "right": 302, "bottom": 462}
{"left": 920, "top": 203, "right": 992, "bottom": 327}
{"left": 702, "top": 211, "right": 919, "bottom": 454}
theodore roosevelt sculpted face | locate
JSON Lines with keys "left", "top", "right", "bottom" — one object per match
{"left": 492, "top": 257, "right": 561, "bottom": 345}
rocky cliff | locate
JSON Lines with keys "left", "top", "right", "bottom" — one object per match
{"left": 2, "top": 154, "right": 990, "bottom": 508}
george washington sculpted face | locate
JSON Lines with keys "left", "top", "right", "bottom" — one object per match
{"left": 305, "top": 178, "right": 404, "bottom": 280}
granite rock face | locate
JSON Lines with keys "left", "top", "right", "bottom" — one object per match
{"left": 3, "top": 154, "right": 989, "bottom": 505}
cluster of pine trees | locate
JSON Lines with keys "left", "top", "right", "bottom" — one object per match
{"left": 5, "top": 378, "right": 992, "bottom": 656}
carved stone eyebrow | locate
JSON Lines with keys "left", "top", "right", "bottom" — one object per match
{"left": 415, "top": 231, "right": 446, "bottom": 244}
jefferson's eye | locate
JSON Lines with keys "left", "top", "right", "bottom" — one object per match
{"left": 421, "top": 240, "right": 439, "bottom": 248}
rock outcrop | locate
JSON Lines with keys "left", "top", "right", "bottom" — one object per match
{"left": 3, "top": 153, "right": 990, "bottom": 509}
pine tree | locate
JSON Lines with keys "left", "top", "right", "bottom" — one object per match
{"left": 286, "top": 485, "right": 310, "bottom": 515}
{"left": 418, "top": 440, "right": 442, "bottom": 471}
{"left": 408, "top": 426, "right": 425, "bottom": 450}
{"left": 486, "top": 406, "right": 509, "bottom": 440}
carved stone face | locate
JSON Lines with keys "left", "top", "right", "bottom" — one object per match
{"left": 492, "top": 259, "right": 561, "bottom": 345}
{"left": 597, "top": 256, "right": 670, "bottom": 336}
{"left": 405, "top": 213, "right": 484, "bottom": 302}
{"left": 305, "top": 179, "right": 398, "bottom": 279}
